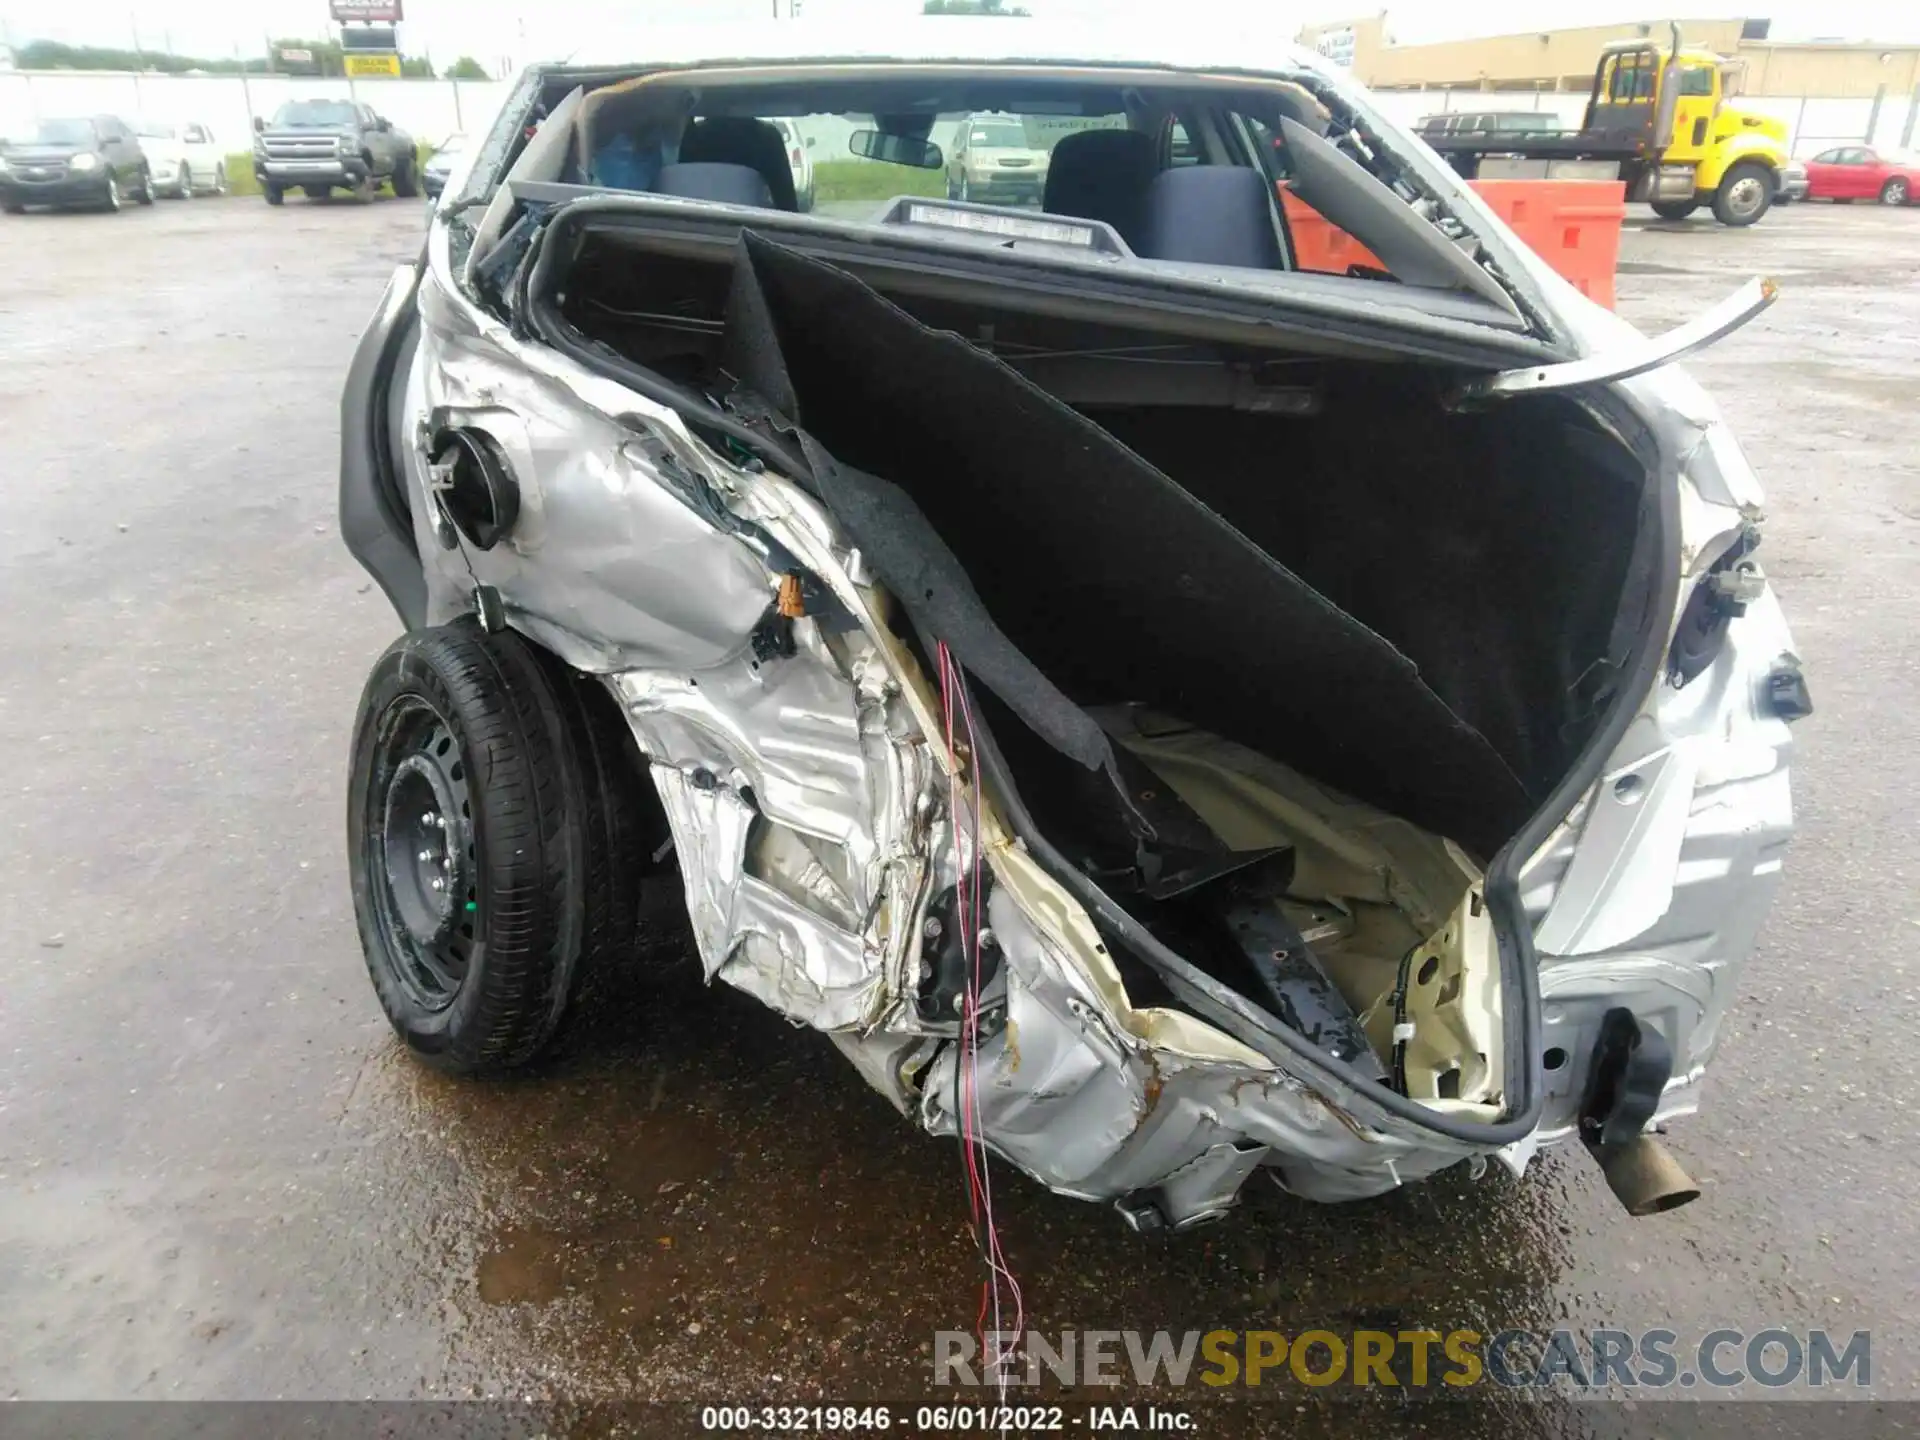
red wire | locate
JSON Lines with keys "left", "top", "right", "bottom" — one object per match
{"left": 937, "top": 641, "right": 1024, "bottom": 1396}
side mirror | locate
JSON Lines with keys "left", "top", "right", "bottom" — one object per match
{"left": 376, "top": 117, "right": 392, "bottom": 133}
{"left": 253, "top": 116, "right": 265, "bottom": 134}
{"left": 805, "top": 136, "right": 816, "bottom": 150}
{"left": 849, "top": 129, "right": 942, "bottom": 169}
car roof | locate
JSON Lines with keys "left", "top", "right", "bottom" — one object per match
{"left": 554, "top": 18, "right": 1324, "bottom": 79}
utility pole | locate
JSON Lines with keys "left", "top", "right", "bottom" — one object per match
{"left": 238, "top": 42, "right": 257, "bottom": 132}
{"left": 129, "top": 13, "right": 146, "bottom": 109}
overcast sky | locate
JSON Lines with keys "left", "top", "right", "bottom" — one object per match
{"left": 3, "top": 0, "right": 1917, "bottom": 70}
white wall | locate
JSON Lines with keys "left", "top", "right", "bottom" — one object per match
{"left": 0, "top": 72, "right": 512, "bottom": 151}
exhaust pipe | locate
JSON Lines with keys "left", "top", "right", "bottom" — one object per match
{"left": 1579, "top": 1007, "right": 1697, "bottom": 1214}
{"left": 1586, "top": 1135, "right": 1700, "bottom": 1216}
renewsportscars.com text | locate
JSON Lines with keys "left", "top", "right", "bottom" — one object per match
{"left": 933, "top": 1327, "right": 1871, "bottom": 1390}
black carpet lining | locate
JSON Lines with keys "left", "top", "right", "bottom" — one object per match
{"left": 709, "top": 231, "right": 1641, "bottom": 858}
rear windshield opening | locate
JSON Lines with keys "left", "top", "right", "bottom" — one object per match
{"left": 488, "top": 69, "right": 1499, "bottom": 296}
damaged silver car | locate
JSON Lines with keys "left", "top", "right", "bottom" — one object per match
{"left": 339, "top": 24, "right": 1809, "bottom": 1229}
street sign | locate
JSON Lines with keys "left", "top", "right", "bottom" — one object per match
{"left": 330, "top": 0, "right": 403, "bottom": 19}
{"left": 1314, "top": 26, "right": 1356, "bottom": 67}
{"left": 340, "top": 25, "right": 399, "bottom": 51}
{"left": 344, "top": 52, "right": 402, "bottom": 77}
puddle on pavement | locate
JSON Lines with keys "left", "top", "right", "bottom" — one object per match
{"left": 332, "top": 905, "right": 1611, "bottom": 1440}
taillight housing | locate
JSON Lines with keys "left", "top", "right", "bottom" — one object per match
{"left": 1668, "top": 523, "right": 1763, "bottom": 687}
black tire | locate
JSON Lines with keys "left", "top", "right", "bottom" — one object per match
{"left": 176, "top": 162, "right": 194, "bottom": 198}
{"left": 1650, "top": 198, "right": 1699, "bottom": 220}
{"left": 1711, "top": 161, "right": 1773, "bottom": 226}
{"left": 1881, "top": 176, "right": 1911, "bottom": 206}
{"left": 392, "top": 154, "right": 419, "bottom": 198}
{"left": 264, "top": 183, "right": 284, "bottom": 206}
{"left": 3, "top": 202, "right": 24, "bottom": 215}
{"left": 530, "top": 648, "right": 667, "bottom": 986}
{"left": 101, "top": 174, "right": 122, "bottom": 212}
{"left": 349, "top": 620, "right": 595, "bottom": 1073}
{"left": 212, "top": 163, "right": 229, "bottom": 196}
{"left": 134, "top": 166, "right": 155, "bottom": 206}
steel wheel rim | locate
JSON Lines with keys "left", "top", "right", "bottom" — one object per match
{"left": 1727, "top": 176, "right": 1765, "bottom": 217}
{"left": 366, "top": 696, "right": 478, "bottom": 1011}
{"left": 214, "top": 165, "right": 228, "bottom": 195}
{"left": 106, "top": 175, "right": 119, "bottom": 209}
{"left": 1887, "top": 180, "right": 1908, "bottom": 205}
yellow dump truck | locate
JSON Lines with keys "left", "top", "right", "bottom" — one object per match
{"left": 1425, "top": 24, "right": 1792, "bottom": 227}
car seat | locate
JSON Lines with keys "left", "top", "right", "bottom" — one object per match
{"left": 1041, "top": 129, "right": 1161, "bottom": 249}
{"left": 1135, "top": 166, "right": 1283, "bottom": 269}
{"left": 678, "top": 117, "right": 798, "bottom": 211}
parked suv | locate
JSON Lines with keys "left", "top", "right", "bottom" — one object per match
{"left": 0, "top": 115, "right": 155, "bottom": 213}
{"left": 253, "top": 98, "right": 417, "bottom": 204}
{"left": 944, "top": 113, "right": 1048, "bottom": 204}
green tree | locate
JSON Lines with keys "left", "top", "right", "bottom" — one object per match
{"left": 443, "top": 56, "right": 490, "bottom": 80}
{"left": 18, "top": 38, "right": 247, "bottom": 73}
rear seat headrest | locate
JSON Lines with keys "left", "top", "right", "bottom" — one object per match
{"left": 679, "top": 116, "right": 799, "bottom": 211}
{"left": 1137, "top": 166, "right": 1283, "bottom": 270}
{"left": 1042, "top": 129, "right": 1161, "bottom": 249}
{"left": 654, "top": 162, "right": 775, "bottom": 210}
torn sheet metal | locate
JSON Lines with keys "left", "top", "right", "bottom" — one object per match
{"left": 612, "top": 618, "right": 935, "bottom": 1035}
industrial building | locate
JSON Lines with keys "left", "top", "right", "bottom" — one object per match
{"left": 1297, "top": 15, "right": 1920, "bottom": 97}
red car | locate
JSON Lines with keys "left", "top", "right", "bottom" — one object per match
{"left": 1803, "top": 145, "right": 1919, "bottom": 205}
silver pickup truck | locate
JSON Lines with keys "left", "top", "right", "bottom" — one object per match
{"left": 252, "top": 97, "right": 416, "bottom": 204}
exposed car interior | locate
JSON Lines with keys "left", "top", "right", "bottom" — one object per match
{"left": 462, "top": 67, "right": 1530, "bottom": 306}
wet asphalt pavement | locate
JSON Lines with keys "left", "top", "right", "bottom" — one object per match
{"left": 0, "top": 192, "right": 1916, "bottom": 1436}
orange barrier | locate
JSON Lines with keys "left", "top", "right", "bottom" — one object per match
{"left": 1279, "top": 179, "right": 1629, "bottom": 309}
{"left": 1470, "top": 179, "right": 1628, "bottom": 309}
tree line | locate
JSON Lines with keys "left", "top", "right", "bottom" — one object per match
{"left": 922, "top": 1, "right": 1033, "bottom": 13}
{"left": 13, "top": 39, "right": 492, "bottom": 80}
